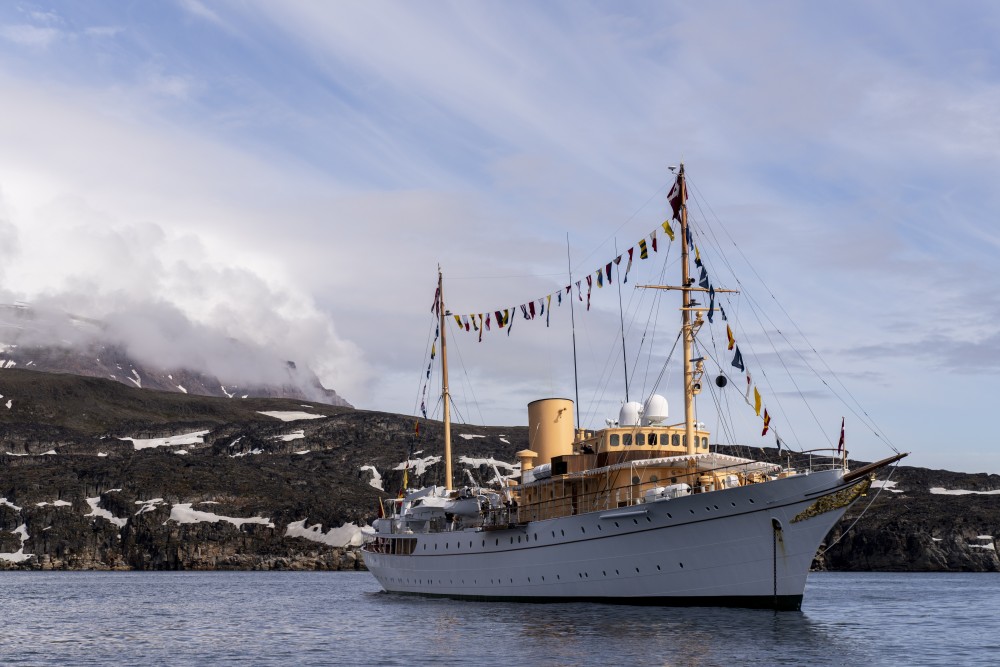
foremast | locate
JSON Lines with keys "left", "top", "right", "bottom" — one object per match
{"left": 437, "top": 267, "right": 454, "bottom": 491}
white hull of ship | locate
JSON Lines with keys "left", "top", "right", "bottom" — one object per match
{"left": 363, "top": 469, "right": 858, "bottom": 610}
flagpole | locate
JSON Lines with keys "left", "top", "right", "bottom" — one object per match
{"left": 567, "top": 234, "right": 581, "bottom": 432}
{"left": 615, "top": 238, "right": 630, "bottom": 403}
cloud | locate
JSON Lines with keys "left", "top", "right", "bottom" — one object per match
{"left": 0, "top": 23, "right": 60, "bottom": 48}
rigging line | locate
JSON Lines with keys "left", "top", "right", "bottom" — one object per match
{"left": 698, "top": 345, "right": 802, "bottom": 451}
{"left": 817, "top": 461, "right": 901, "bottom": 556}
{"left": 447, "top": 271, "right": 566, "bottom": 281}
{"left": 730, "top": 297, "right": 818, "bottom": 449}
{"left": 412, "top": 318, "right": 437, "bottom": 417}
{"left": 638, "top": 248, "right": 673, "bottom": 401}
{"left": 573, "top": 181, "right": 671, "bottom": 269}
{"left": 687, "top": 197, "right": 824, "bottom": 448}
{"left": 445, "top": 319, "right": 485, "bottom": 427}
{"left": 688, "top": 177, "right": 896, "bottom": 450}
{"left": 643, "top": 330, "right": 683, "bottom": 409}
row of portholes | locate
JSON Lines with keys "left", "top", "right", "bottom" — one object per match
{"left": 385, "top": 562, "right": 687, "bottom": 588}
{"left": 414, "top": 497, "right": 757, "bottom": 553}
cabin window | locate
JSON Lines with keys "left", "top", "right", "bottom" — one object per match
{"left": 702, "top": 437, "right": 709, "bottom": 448}
{"left": 623, "top": 434, "right": 633, "bottom": 446}
{"left": 651, "top": 475, "right": 659, "bottom": 483}
{"left": 683, "top": 435, "right": 688, "bottom": 448}
{"left": 648, "top": 433, "right": 657, "bottom": 445}
{"left": 609, "top": 434, "right": 620, "bottom": 447}
{"left": 632, "top": 476, "right": 640, "bottom": 485}
{"left": 672, "top": 434, "right": 680, "bottom": 446}
{"left": 636, "top": 433, "right": 646, "bottom": 446}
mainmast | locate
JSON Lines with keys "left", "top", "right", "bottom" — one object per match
{"left": 437, "top": 267, "right": 454, "bottom": 491}
{"left": 677, "top": 164, "right": 700, "bottom": 456}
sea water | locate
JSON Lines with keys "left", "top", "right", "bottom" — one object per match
{"left": 0, "top": 571, "right": 997, "bottom": 666}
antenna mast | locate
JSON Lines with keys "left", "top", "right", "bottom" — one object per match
{"left": 567, "top": 234, "right": 581, "bottom": 431}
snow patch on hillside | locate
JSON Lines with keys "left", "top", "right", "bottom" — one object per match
{"left": 120, "top": 430, "right": 209, "bottom": 450}
{"left": 168, "top": 503, "right": 274, "bottom": 529}
{"left": 930, "top": 487, "right": 1000, "bottom": 495}
{"left": 360, "top": 465, "right": 383, "bottom": 490}
{"left": 257, "top": 411, "right": 325, "bottom": 422}
{"left": 284, "top": 519, "right": 364, "bottom": 547}
{"left": 274, "top": 430, "right": 305, "bottom": 442}
{"left": 85, "top": 498, "right": 128, "bottom": 528}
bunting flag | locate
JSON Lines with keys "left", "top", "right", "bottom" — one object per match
{"left": 605, "top": 261, "right": 613, "bottom": 283}
{"left": 731, "top": 346, "right": 745, "bottom": 372}
{"left": 431, "top": 286, "right": 441, "bottom": 314}
{"left": 521, "top": 304, "right": 529, "bottom": 320}
{"left": 528, "top": 301, "right": 536, "bottom": 318}
{"left": 707, "top": 286, "right": 715, "bottom": 323}
{"left": 495, "top": 310, "right": 503, "bottom": 328}
{"left": 668, "top": 172, "right": 686, "bottom": 222}
{"left": 614, "top": 254, "right": 622, "bottom": 265}
{"left": 624, "top": 248, "right": 634, "bottom": 283}
{"left": 720, "top": 304, "right": 727, "bottom": 321}
{"left": 538, "top": 298, "right": 545, "bottom": 316}
{"left": 686, "top": 225, "right": 693, "bottom": 250}
{"left": 507, "top": 307, "right": 516, "bottom": 336}
{"left": 699, "top": 266, "right": 709, "bottom": 288}
{"left": 546, "top": 294, "right": 552, "bottom": 327}
{"left": 775, "top": 432, "right": 783, "bottom": 452}
{"left": 761, "top": 409, "right": 771, "bottom": 436}
{"left": 471, "top": 315, "right": 478, "bottom": 331}
{"left": 596, "top": 269, "right": 603, "bottom": 288}
{"left": 485, "top": 313, "right": 491, "bottom": 331}
{"left": 478, "top": 314, "right": 484, "bottom": 342}
{"left": 745, "top": 372, "right": 752, "bottom": 398}
{"left": 430, "top": 342, "right": 436, "bottom": 359}
{"left": 754, "top": 387, "right": 762, "bottom": 416}
{"left": 662, "top": 220, "right": 675, "bottom": 241}
{"left": 503, "top": 309, "right": 510, "bottom": 326}
{"left": 586, "top": 274, "right": 593, "bottom": 310}
{"left": 463, "top": 315, "right": 471, "bottom": 331}
{"left": 576, "top": 280, "right": 583, "bottom": 301}
{"left": 838, "top": 417, "right": 845, "bottom": 454}
{"left": 650, "top": 229, "right": 658, "bottom": 252}
{"left": 639, "top": 238, "right": 649, "bottom": 259}
{"left": 694, "top": 246, "right": 702, "bottom": 269}
{"left": 727, "top": 325, "right": 735, "bottom": 350}
{"left": 557, "top": 291, "right": 562, "bottom": 306}
{"left": 454, "top": 314, "right": 462, "bottom": 328}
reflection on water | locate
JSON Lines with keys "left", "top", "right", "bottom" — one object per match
{"left": 1, "top": 571, "right": 997, "bottom": 666}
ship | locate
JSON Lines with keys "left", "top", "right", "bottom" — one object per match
{"left": 362, "top": 164, "right": 906, "bottom": 610}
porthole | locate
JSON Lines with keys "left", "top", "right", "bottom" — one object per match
{"left": 561, "top": 530, "right": 565, "bottom": 536}
{"left": 615, "top": 569, "right": 620, "bottom": 575}
{"left": 598, "top": 525, "right": 603, "bottom": 531}
{"left": 667, "top": 513, "right": 672, "bottom": 518}
{"left": 656, "top": 565, "right": 662, "bottom": 570}
{"left": 614, "top": 521, "right": 619, "bottom": 528}
{"left": 646, "top": 516, "right": 652, "bottom": 522}
{"left": 679, "top": 562, "right": 685, "bottom": 568}
{"left": 651, "top": 475, "right": 659, "bottom": 483}
{"left": 749, "top": 499, "right": 755, "bottom": 504}
{"left": 635, "top": 567, "right": 640, "bottom": 573}
{"left": 581, "top": 526, "right": 586, "bottom": 533}
{"left": 632, "top": 476, "right": 640, "bottom": 485}
{"left": 633, "top": 518, "right": 638, "bottom": 524}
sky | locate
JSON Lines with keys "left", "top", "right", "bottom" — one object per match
{"left": 1, "top": 1, "right": 1000, "bottom": 473}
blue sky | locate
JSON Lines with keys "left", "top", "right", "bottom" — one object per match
{"left": 2, "top": 1, "right": 1000, "bottom": 473}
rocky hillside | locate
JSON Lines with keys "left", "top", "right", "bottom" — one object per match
{"left": 1, "top": 368, "right": 997, "bottom": 572}
{"left": 0, "top": 368, "right": 522, "bottom": 570}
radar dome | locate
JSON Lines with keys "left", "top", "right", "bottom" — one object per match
{"left": 642, "top": 394, "right": 669, "bottom": 425}
{"left": 619, "top": 401, "right": 643, "bottom": 427}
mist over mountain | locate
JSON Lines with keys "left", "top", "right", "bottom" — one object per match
{"left": 0, "top": 303, "right": 350, "bottom": 406}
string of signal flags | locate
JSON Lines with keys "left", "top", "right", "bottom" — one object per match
{"left": 423, "top": 173, "right": 776, "bottom": 439}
